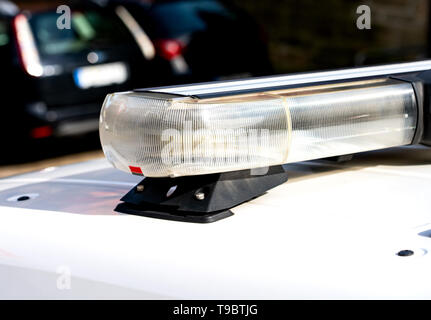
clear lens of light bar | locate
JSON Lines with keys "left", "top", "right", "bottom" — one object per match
{"left": 100, "top": 79, "right": 417, "bottom": 177}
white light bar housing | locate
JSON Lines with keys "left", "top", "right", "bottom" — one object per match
{"left": 99, "top": 61, "right": 430, "bottom": 178}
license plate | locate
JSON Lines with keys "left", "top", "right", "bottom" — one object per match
{"left": 56, "top": 119, "right": 100, "bottom": 137}
{"left": 74, "top": 62, "right": 128, "bottom": 89}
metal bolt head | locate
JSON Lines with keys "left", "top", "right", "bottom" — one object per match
{"left": 195, "top": 192, "right": 205, "bottom": 201}
{"left": 136, "top": 185, "right": 145, "bottom": 192}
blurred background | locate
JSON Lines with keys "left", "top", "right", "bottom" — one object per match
{"left": 1, "top": 0, "right": 430, "bottom": 176}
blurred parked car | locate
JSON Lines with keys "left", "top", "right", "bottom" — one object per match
{"left": 0, "top": 1, "right": 149, "bottom": 149}
{"left": 92, "top": 0, "right": 273, "bottom": 83}
{"left": 0, "top": 0, "right": 272, "bottom": 153}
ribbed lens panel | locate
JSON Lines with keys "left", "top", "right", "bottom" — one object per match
{"left": 100, "top": 93, "right": 290, "bottom": 177}
{"left": 285, "top": 81, "right": 417, "bottom": 163}
{"left": 100, "top": 79, "right": 417, "bottom": 177}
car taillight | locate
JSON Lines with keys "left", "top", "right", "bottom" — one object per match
{"left": 31, "top": 126, "right": 52, "bottom": 139}
{"left": 154, "top": 39, "right": 184, "bottom": 60}
{"left": 13, "top": 14, "right": 43, "bottom": 77}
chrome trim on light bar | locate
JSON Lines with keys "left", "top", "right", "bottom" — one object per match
{"left": 145, "top": 60, "right": 431, "bottom": 97}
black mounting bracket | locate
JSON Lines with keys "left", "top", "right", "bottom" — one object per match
{"left": 115, "top": 165, "right": 288, "bottom": 223}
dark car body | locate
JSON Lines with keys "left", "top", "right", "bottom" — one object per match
{"left": 0, "top": 2, "right": 149, "bottom": 145}
{"left": 0, "top": 0, "right": 271, "bottom": 151}
{"left": 99, "top": 0, "right": 273, "bottom": 83}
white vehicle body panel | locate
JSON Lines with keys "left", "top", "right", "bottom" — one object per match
{"left": 0, "top": 145, "right": 431, "bottom": 299}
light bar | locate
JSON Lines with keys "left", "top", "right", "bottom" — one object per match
{"left": 102, "top": 61, "right": 431, "bottom": 222}
{"left": 99, "top": 63, "right": 430, "bottom": 177}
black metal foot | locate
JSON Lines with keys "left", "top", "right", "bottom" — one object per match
{"left": 115, "top": 165, "right": 288, "bottom": 223}
{"left": 115, "top": 203, "right": 233, "bottom": 223}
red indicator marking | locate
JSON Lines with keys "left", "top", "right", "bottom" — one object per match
{"left": 129, "top": 166, "right": 143, "bottom": 176}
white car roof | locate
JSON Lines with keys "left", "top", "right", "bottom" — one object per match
{"left": 0, "top": 145, "right": 431, "bottom": 299}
